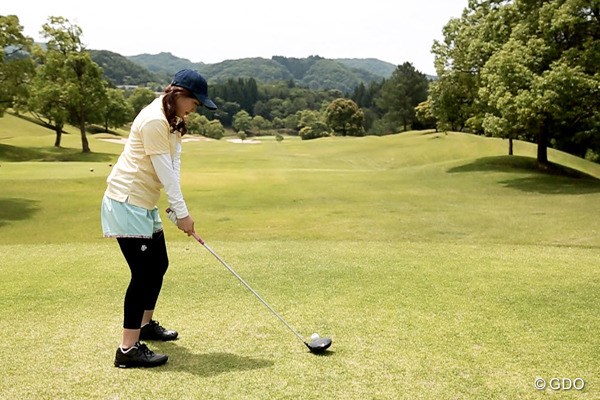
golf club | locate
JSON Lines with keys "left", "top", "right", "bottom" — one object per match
{"left": 166, "top": 209, "right": 332, "bottom": 354}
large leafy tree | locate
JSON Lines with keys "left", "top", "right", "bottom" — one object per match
{"left": 100, "top": 88, "right": 133, "bottom": 132}
{"left": 375, "top": 62, "right": 429, "bottom": 132}
{"left": 0, "top": 15, "right": 34, "bottom": 115}
{"left": 127, "top": 87, "right": 157, "bottom": 116}
{"left": 325, "top": 98, "right": 364, "bottom": 136}
{"left": 428, "top": 72, "right": 478, "bottom": 132}
{"left": 28, "top": 17, "right": 107, "bottom": 152}
{"left": 27, "top": 48, "right": 70, "bottom": 146}
{"left": 65, "top": 52, "right": 108, "bottom": 152}
{"left": 430, "top": 1, "right": 514, "bottom": 133}
{"left": 481, "top": 0, "right": 600, "bottom": 164}
{"left": 232, "top": 110, "right": 252, "bottom": 133}
{"left": 433, "top": 0, "right": 600, "bottom": 165}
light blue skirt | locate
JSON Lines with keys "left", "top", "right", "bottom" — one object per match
{"left": 101, "top": 195, "right": 163, "bottom": 238}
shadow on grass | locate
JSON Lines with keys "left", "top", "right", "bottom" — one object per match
{"left": 448, "top": 155, "right": 600, "bottom": 194}
{"left": 151, "top": 342, "right": 274, "bottom": 377}
{"left": 0, "top": 143, "right": 114, "bottom": 162}
{"left": 0, "top": 198, "right": 40, "bottom": 227}
{"left": 497, "top": 176, "right": 600, "bottom": 194}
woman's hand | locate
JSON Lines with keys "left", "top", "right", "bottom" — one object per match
{"left": 176, "top": 215, "right": 195, "bottom": 236}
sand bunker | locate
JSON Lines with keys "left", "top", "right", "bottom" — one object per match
{"left": 98, "top": 138, "right": 128, "bottom": 144}
{"left": 227, "top": 138, "right": 261, "bottom": 144}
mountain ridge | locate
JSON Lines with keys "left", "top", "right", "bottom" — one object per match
{"left": 90, "top": 50, "right": 402, "bottom": 92}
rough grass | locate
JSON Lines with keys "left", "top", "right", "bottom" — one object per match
{"left": 0, "top": 116, "right": 599, "bottom": 399}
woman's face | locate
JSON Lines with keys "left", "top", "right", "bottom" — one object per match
{"left": 175, "top": 96, "right": 200, "bottom": 120}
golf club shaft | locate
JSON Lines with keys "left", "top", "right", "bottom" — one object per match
{"left": 191, "top": 232, "right": 307, "bottom": 344}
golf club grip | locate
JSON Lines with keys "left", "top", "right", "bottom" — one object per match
{"left": 165, "top": 208, "right": 205, "bottom": 243}
{"left": 191, "top": 232, "right": 205, "bottom": 245}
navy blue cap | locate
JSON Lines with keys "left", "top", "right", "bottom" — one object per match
{"left": 171, "top": 69, "right": 217, "bottom": 110}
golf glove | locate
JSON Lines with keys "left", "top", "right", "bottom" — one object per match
{"left": 166, "top": 208, "right": 178, "bottom": 225}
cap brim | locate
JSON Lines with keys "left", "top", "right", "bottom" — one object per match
{"left": 198, "top": 94, "right": 217, "bottom": 110}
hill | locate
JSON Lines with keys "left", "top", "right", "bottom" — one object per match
{"left": 298, "top": 58, "right": 380, "bottom": 93}
{"left": 200, "top": 57, "right": 294, "bottom": 83}
{"left": 335, "top": 58, "right": 396, "bottom": 78}
{"left": 32, "top": 43, "right": 406, "bottom": 90}
{"left": 89, "top": 50, "right": 161, "bottom": 85}
{"left": 126, "top": 52, "right": 199, "bottom": 80}
{"left": 124, "top": 52, "right": 397, "bottom": 91}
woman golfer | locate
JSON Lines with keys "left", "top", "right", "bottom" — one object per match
{"left": 101, "top": 69, "right": 217, "bottom": 368}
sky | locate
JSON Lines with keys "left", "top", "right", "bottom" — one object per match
{"left": 3, "top": 0, "right": 468, "bottom": 76}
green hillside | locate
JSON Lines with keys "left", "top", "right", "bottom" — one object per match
{"left": 124, "top": 52, "right": 398, "bottom": 90}
{"left": 89, "top": 50, "right": 161, "bottom": 85}
{"left": 336, "top": 58, "right": 396, "bottom": 78}
{"left": 25, "top": 45, "right": 411, "bottom": 89}
{"left": 1, "top": 114, "right": 599, "bottom": 399}
{"left": 299, "top": 58, "right": 377, "bottom": 93}
{"left": 201, "top": 57, "right": 294, "bottom": 83}
{"left": 127, "top": 51, "right": 200, "bottom": 79}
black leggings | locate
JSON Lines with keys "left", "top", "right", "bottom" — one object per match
{"left": 117, "top": 231, "right": 169, "bottom": 329}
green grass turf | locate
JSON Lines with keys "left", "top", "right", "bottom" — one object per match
{"left": 0, "top": 114, "right": 599, "bottom": 399}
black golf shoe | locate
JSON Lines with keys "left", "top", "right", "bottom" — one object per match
{"left": 114, "top": 342, "right": 168, "bottom": 368}
{"left": 140, "top": 320, "right": 179, "bottom": 341}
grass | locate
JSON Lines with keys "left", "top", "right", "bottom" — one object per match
{"left": 1, "top": 115, "right": 599, "bottom": 399}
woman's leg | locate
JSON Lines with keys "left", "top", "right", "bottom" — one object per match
{"left": 117, "top": 231, "right": 169, "bottom": 348}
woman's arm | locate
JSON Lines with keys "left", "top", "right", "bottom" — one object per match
{"left": 150, "top": 152, "right": 188, "bottom": 218}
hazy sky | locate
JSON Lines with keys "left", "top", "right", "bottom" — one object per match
{"left": 4, "top": 0, "right": 467, "bottom": 75}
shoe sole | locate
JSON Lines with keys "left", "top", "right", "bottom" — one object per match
{"left": 139, "top": 334, "right": 179, "bottom": 342}
{"left": 115, "top": 360, "right": 167, "bottom": 369}
{"left": 114, "top": 357, "right": 168, "bottom": 369}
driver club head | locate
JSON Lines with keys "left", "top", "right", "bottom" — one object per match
{"left": 305, "top": 337, "right": 332, "bottom": 354}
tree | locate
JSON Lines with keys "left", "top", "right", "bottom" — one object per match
{"left": 64, "top": 52, "right": 108, "bottom": 152}
{"left": 297, "top": 109, "right": 330, "bottom": 140}
{"left": 434, "top": 0, "right": 600, "bottom": 165}
{"left": 101, "top": 88, "right": 133, "bottom": 131}
{"left": 351, "top": 79, "right": 385, "bottom": 133}
{"left": 186, "top": 113, "right": 224, "bottom": 139}
{"left": 28, "top": 17, "right": 107, "bottom": 152}
{"left": 414, "top": 100, "right": 437, "bottom": 131}
{"left": 127, "top": 87, "right": 157, "bottom": 116}
{"left": 251, "top": 115, "right": 271, "bottom": 134}
{"left": 28, "top": 48, "right": 70, "bottom": 147}
{"left": 325, "top": 98, "right": 364, "bottom": 136}
{"left": 478, "top": 0, "right": 600, "bottom": 164}
{"left": 428, "top": 72, "right": 478, "bottom": 132}
{"left": 232, "top": 110, "right": 252, "bottom": 133}
{"left": 215, "top": 100, "right": 241, "bottom": 127}
{"left": 187, "top": 113, "right": 209, "bottom": 135}
{"left": 27, "top": 48, "right": 69, "bottom": 147}
{"left": 479, "top": 36, "right": 541, "bottom": 157}
{"left": 430, "top": 1, "right": 515, "bottom": 133}
{"left": 0, "top": 15, "right": 34, "bottom": 116}
{"left": 375, "top": 62, "right": 429, "bottom": 132}
{"left": 210, "top": 77, "right": 258, "bottom": 114}
{"left": 205, "top": 120, "right": 225, "bottom": 140}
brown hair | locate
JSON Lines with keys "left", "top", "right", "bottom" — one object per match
{"left": 162, "top": 84, "right": 195, "bottom": 135}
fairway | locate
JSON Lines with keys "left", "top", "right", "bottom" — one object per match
{"left": 1, "top": 117, "right": 599, "bottom": 399}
